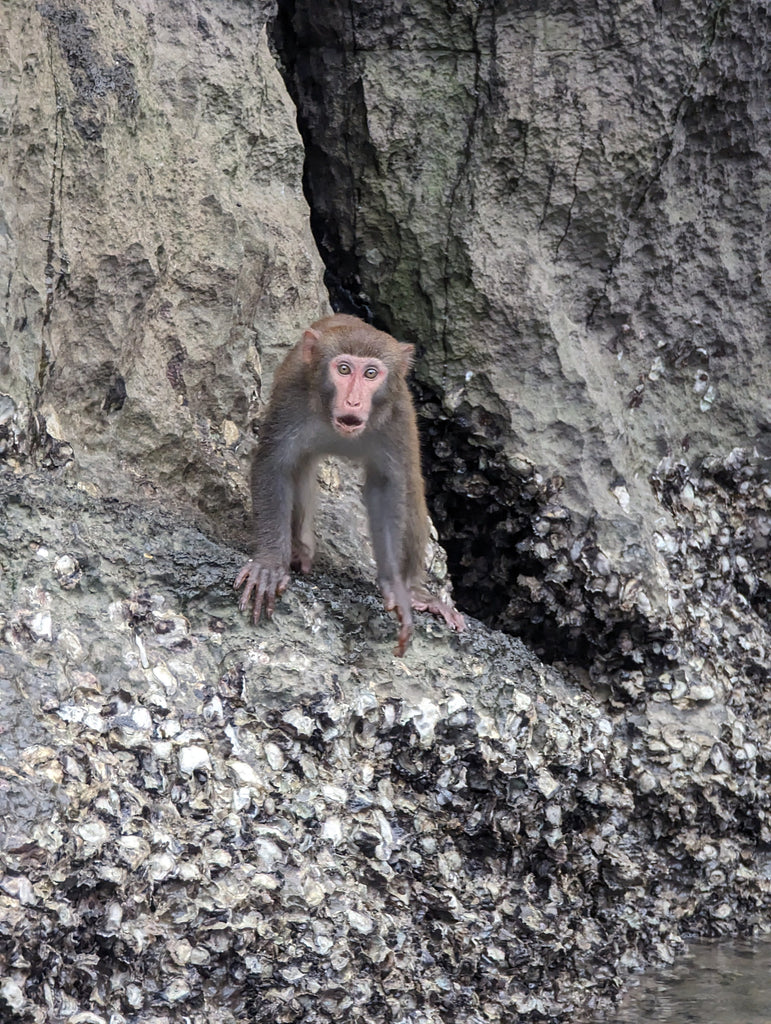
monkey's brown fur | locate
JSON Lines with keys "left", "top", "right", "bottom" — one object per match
{"left": 235, "top": 314, "right": 464, "bottom": 655}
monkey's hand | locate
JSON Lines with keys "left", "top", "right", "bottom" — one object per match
{"left": 234, "top": 559, "right": 291, "bottom": 624}
{"left": 411, "top": 587, "right": 466, "bottom": 633}
{"left": 290, "top": 540, "right": 315, "bottom": 574}
{"left": 380, "top": 580, "right": 414, "bottom": 657}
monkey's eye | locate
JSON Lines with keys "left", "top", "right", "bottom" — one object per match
{"left": 337, "top": 362, "right": 352, "bottom": 376}
{"left": 364, "top": 366, "right": 379, "bottom": 380}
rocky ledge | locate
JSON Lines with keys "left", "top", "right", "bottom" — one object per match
{"left": 2, "top": 461, "right": 770, "bottom": 1023}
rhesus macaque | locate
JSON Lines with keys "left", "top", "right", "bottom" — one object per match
{"left": 234, "top": 314, "right": 464, "bottom": 655}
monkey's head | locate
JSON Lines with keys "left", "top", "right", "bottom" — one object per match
{"left": 302, "top": 315, "right": 414, "bottom": 438}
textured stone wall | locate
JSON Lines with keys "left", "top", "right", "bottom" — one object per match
{"left": 2, "top": 4, "right": 771, "bottom": 1021}
{"left": 0, "top": 0, "right": 327, "bottom": 535}
{"left": 273, "top": 0, "right": 770, "bottom": 663}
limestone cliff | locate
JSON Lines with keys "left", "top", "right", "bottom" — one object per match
{"left": 1, "top": 2, "right": 771, "bottom": 1022}
{"left": 0, "top": 0, "right": 327, "bottom": 534}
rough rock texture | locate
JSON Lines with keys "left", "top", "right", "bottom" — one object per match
{"left": 2, "top": 1, "right": 771, "bottom": 1021}
{"left": 272, "top": 0, "right": 771, "bottom": 670}
{"left": 2, "top": 467, "right": 771, "bottom": 1024}
{"left": 0, "top": 0, "right": 327, "bottom": 536}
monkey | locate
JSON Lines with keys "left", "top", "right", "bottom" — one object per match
{"left": 234, "top": 313, "right": 465, "bottom": 656}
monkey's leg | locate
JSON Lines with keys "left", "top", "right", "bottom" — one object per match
{"left": 290, "top": 458, "right": 319, "bottom": 573}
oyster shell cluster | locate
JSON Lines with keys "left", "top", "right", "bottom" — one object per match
{"left": 1, "top": 443, "right": 770, "bottom": 1022}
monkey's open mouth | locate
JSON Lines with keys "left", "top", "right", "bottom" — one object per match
{"left": 335, "top": 414, "right": 365, "bottom": 434}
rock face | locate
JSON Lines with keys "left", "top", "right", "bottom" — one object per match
{"left": 0, "top": 0, "right": 327, "bottom": 535}
{"left": 273, "top": 0, "right": 770, "bottom": 668}
{"left": 1, "top": 1, "right": 771, "bottom": 1022}
{"left": 2, "top": 468, "right": 770, "bottom": 1023}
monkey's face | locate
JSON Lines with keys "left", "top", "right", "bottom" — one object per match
{"left": 327, "top": 354, "right": 388, "bottom": 437}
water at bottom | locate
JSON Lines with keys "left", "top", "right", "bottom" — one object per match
{"left": 612, "top": 937, "right": 771, "bottom": 1024}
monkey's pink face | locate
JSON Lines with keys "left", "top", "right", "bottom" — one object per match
{"left": 328, "top": 354, "right": 388, "bottom": 436}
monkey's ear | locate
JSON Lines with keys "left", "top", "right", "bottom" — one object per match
{"left": 399, "top": 343, "right": 415, "bottom": 374}
{"left": 301, "top": 328, "right": 322, "bottom": 365}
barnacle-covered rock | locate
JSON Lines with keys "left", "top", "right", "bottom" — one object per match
{"left": 2, "top": 467, "right": 771, "bottom": 1023}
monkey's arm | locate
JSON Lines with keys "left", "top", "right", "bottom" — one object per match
{"left": 235, "top": 434, "right": 295, "bottom": 623}
{"left": 362, "top": 464, "right": 415, "bottom": 656}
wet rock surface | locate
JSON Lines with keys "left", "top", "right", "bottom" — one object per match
{"left": 2, "top": 461, "right": 771, "bottom": 1022}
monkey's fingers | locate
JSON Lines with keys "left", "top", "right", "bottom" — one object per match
{"left": 235, "top": 561, "right": 267, "bottom": 604}
{"left": 411, "top": 590, "right": 466, "bottom": 633}
{"left": 241, "top": 569, "right": 267, "bottom": 621}
{"left": 236, "top": 567, "right": 260, "bottom": 614}
{"left": 235, "top": 561, "right": 290, "bottom": 624}
{"left": 394, "top": 617, "right": 413, "bottom": 657}
{"left": 251, "top": 583, "right": 267, "bottom": 624}
{"left": 431, "top": 602, "right": 465, "bottom": 633}
{"left": 234, "top": 562, "right": 254, "bottom": 592}
{"left": 382, "top": 586, "right": 414, "bottom": 657}
{"left": 448, "top": 608, "right": 466, "bottom": 632}
{"left": 254, "top": 568, "right": 290, "bottom": 623}
{"left": 263, "top": 570, "right": 290, "bottom": 619}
